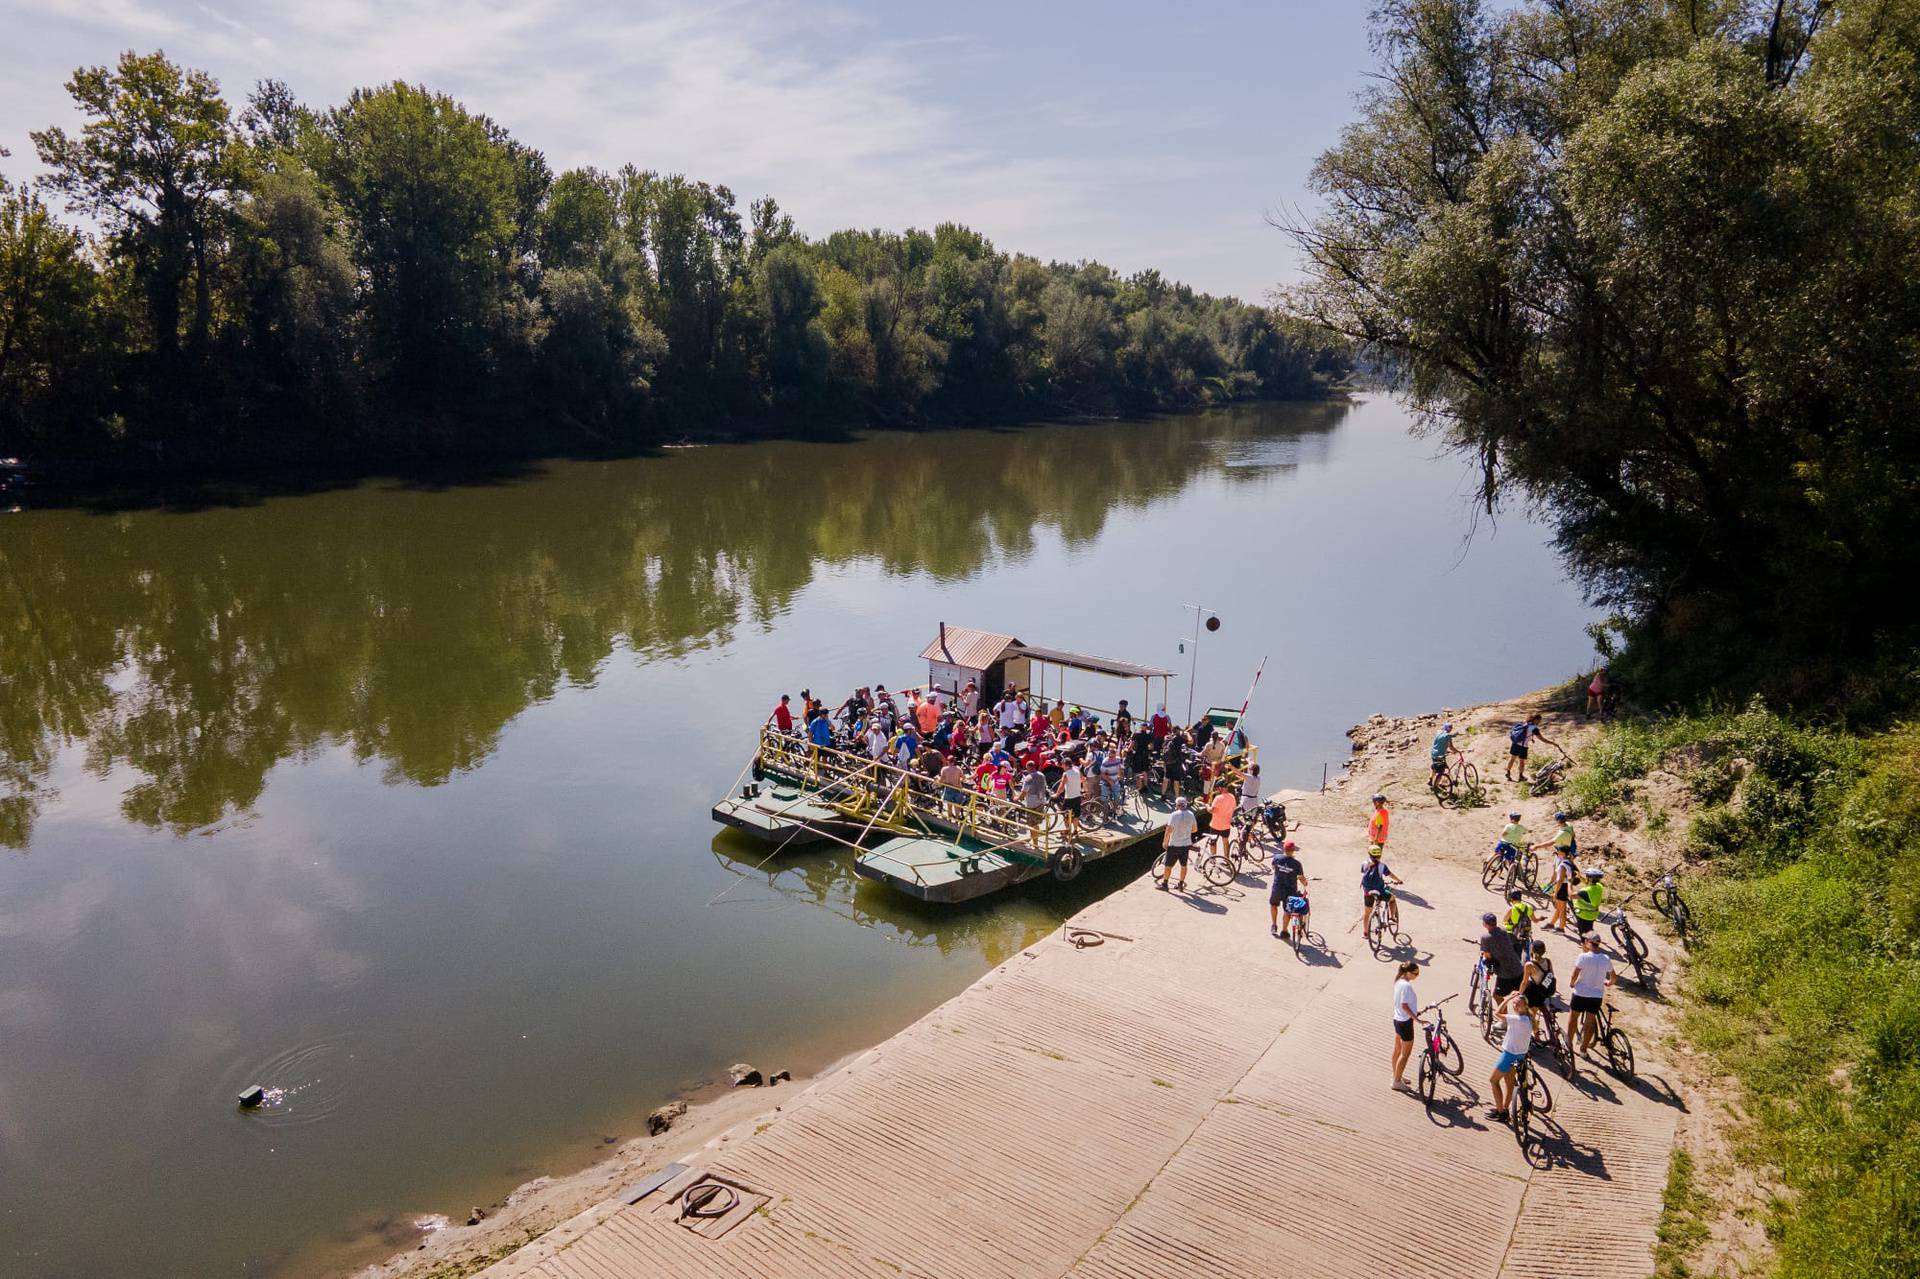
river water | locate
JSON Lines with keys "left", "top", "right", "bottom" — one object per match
{"left": 0, "top": 397, "right": 1594, "bottom": 1276}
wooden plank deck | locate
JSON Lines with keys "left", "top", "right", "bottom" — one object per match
{"left": 486, "top": 798, "right": 1682, "bottom": 1279}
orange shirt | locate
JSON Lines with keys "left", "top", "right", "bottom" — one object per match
{"left": 1210, "top": 791, "right": 1237, "bottom": 831}
{"left": 916, "top": 699, "right": 941, "bottom": 734}
{"left": 1369, "top": 806, "right": 1389, "bottom": 845}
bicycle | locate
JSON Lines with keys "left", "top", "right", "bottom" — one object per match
{"left": 1528, "top": 753, "right": 1571, "bottom": 796}
{"left": 1415, "top": 993, "right": 1463, "bottom": 1106}
{"left": 1609, "top": 893, "right": 1652, "bottom": 986}
{"left": 1591, "top": 999, "right": 1636, "bottom": 1079}
{"left": 1508, "top": 1051, "right": 1553, "bottom": 1151}
{"left": 1480, "top": 842, "right": 1538, "bottom": 895}
{"left": 1651, "top": 864, "right": 1692, "bottom": 948}
{"left": 1365, "top": 893, "right": 1408, "bottom": 956}
{"left": 1538, "top": 997, "right": 1577, "bottom": 1078}
{"left": 1469, "top": 960, "right": 1497, "bottom": 1044}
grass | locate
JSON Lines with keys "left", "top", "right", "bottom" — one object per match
{"left": 1574, "top": 706, "right": 1920, "bottom": 1276}
{"left": 1655, "top": 1148, "right": 1712, "bottom": 1278}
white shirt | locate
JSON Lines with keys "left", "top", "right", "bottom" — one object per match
{"left": 961, "top": 689, "right": 978, "bottom": 717}
{"left": 866, "top": 728, "right": 888, "bottom": 758}
{"left": 1392, "top": 979, "right": 1419, "bottom": 1023}
{"left": 1240, "top": 776, "right": 1261, "bottom": 805}
{"left": 1059, "top": 768, "right": 1083, "bottom": 799}
{"left": 1165, "top": 809, "right": 1197, "bottom": 846}
{"left": 1571, "top": 951, "right": 1613, "bottom": 998}
{"left": 998, "top": 700, "right": 1023, "bottom": 729}
{"left": 1501, "top": 1011, "right": 1533, "bottom": 1055}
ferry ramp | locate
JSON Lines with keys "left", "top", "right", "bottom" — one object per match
{"left": 483, "top": 807, "right": 1682, "bottom": 1279}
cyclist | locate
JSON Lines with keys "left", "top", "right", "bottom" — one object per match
{"left": 1488, "top": 810, "right": 1528, "bottom": 876}
{"left": 1488, "top": 989, "right": 1534, "bottom": 1123}
{"left": 1206, "top": 786, "right": 1238, "bottom": 855}
{"left": 1523, "top": 940, "right": 1556, "bottom": 1039}
{"left": 1504, "top": 888, "right": 1536, "bottom": 958}
{"left": 1505, "top": 712, "right": 1559, "bottom": 782}
{"left": 1478, "top": 911, "right": 1526, "bottom": 1001}
{"left": 1543, "top": 819, "right": 1578, "bottom": 931}
{"left": 1155, "top": 796, "right": 1198, "bottom": 892}
{"left": 1429, "top": 721, "right": 1462, "bottom": 788}
{"left": 1570, "top": 866, "right": 1606, "bottom": 939}
{"left": 1368, "top": 793, "right": 1390, "bottom": 850}
{"left": 1566, "top": 932, "right": 1616, "bottom": 1053}
{"left": 1359, "top": 846, "right": 1403, "bottom": 933}
{"left": 1269, "top": 839, "right": 1307, "bottom": 940}
{"left": 1391, "top": 959, "right": 1425, "bottom": 1091}
{"left": 1239, "top": 762, "right": 1263, "bottom": 814}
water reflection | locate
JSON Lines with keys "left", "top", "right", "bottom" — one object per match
{"left": 0, "top": 403, "right": 1346, "bottom": 848}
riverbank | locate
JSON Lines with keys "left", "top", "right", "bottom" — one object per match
{"left": 360, "top": 687, "right": 1707, "bottom": 1279}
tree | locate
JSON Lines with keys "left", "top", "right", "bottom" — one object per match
{"left": 1286, "top": 0, "right": 1919, "bottom": 693}
{"left": 32, "top": 51, "right": 238, "bottom": 363}
{"left": 0, "top": 176, "right": 103, "bottom": 450}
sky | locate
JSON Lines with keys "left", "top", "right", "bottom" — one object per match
{"left": 1, "top": 1, "right": 1377, "bottom": 301}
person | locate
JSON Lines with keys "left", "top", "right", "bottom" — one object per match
{"left": 1586, "top": 667, "right": 1608, "bottom": 718}
{"left": 1429, "top": 720, "right": 1462, "bottom": 786}
{"left": 1522, "top": 942, "right": 1556, "bottom": 1036}
{"left": 1391, "top": 960, "right": 1425, "bottom": 1091}
{"left": 1239, "top": 762, "right": 1263, "bottom": 814}
{"left": 1489, "top": 810, "right": 1528, "bottom": 878}
{"left": 865, "top": 720, "right": 890, "bottom": 760}
{"left": 1114, "top": 699, "right": 1134, "bottom": 738}
{"left": 1161, "top": 729, "right": 1189, "bottom": 799}
{"left": 1566, "top": 932, "right": 1616, "bottom": 1053}
{"left": 916, "top": 694, "right": 941, "bottom": 736}
{"left": 1099, "top": 747, "right": 1126, "bottom": 805}
{"left": 1571, "top": 866, "right": 1606, "bottom": 938}
{"left": 1269, "top": 840, "right": 1306, "bottom": 940}
{"left": 1504, "top": 887, "right": 1536, "bottom": 956}
{"left": 1150, "top": 704, "right": 1173, "bottom": 741}
{"left": 1128, "top": 725, "right": 1156, "bottom": 793}
{"left": 960, "top": 679, "right": 980, "bottom": 720}
{"left": 1359, "top": 846, "right": 1403, "bottom": 931}
{"left": 768, "top": 693, "right": 795, "bottom": 734}
{"left": 1505, "top": 712, "right": 1560, "bottom": 782}
{"left": 1155, "top": 796, "right": 1198, "bottom": 891}
{"left": 807, "top": 707, "right": 834, "bottom": 752}
{"left": 1207, "top": 786, "right": 1237, "bottom": 855}
{"left": 1488, "top": 989, "right": 1534, "bottom": 1122}
{"left": 1532, "top": 812, "right": 1578, "bottom": 926}
{"left": 1054, "top": 757, "right": 1085, "bottom": 836}
{"left": 1479, "top": 911, "right": 1526, "bottom": 1000}
{"left": 893, "top": 725, "right": 919, "bottom": 770}
{"left": 939, "top": 756, "right": 968, "bottom": 816}
{"left": 997, "top": 694, "right": 1025, "bottom": 742}
{"left": 1017, "top": 767, "right": 1051, "bottom": 835}
{"left": 1368, "top": 793, "right": 1390, "bottom": 851}
{"left": 1049, "top": 700, "right": 1068, "bottom": 731}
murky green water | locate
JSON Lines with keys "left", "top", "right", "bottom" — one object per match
{"left": 0, "top": 399, "right": 1594, "bottom": 1275}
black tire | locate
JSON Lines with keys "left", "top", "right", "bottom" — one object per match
{"left": 1200, "top": 853, "right": 1235, "bottom": 888}
{"left": 1460, "top": 763, "right": 1479, "bottom": 798}
{"left": 1480, "top": 997, "right": 1498, "bottom": 1047}
{"left": 1651, "top": 884, "right": 1674, "bottom": 915}
{"left": 1431, "top": 769, "right": 1454, "bottom": 804}
{"left": 1672, "top": 898, "right": 1693, "bottom": 937}
{"left": 1049, "top": 847, "right": 1083, "bottom": 882}
{"left": 1527, "top": 1061, "right": 1554, "bottom": 1115}
{"left": 1080, "top": 797, "right": 1111, "bottom": 827}
{"left": 1512, "top": 1087, "right": 1532, "bottom": 1149}
{"left": 1605, "top": 1028, "right": 1636, "bottom": 1079}
{"left": 1519, "top": 850, "right": 1540, "bottom": 891}
{"left": 1418, "top": 1051, "right": 1437, "bottom": 1105}
{"left": 1481, "top": 857, "right": 1503, "bottom": 891}
{"left": 1613, "top": 920, "right": 1649, "bottom": 963}
{"left": 1437, "top": 1028, "right": 1463, "bottom": 1077}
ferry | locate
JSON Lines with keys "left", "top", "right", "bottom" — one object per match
{"left": 711, "top": 624, "right": 1256, "bottom": 903}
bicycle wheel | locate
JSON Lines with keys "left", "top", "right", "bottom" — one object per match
{"left": 1151, "top": 850, "right": 1170, "bottom": 878}
{"left": 1418, "top": 1051, "right": 1437, "bottom": 1104}
{"left": 1437, "top": 1028, "right": 1463, "bottom": 1077}
{"left": 1460, "top": 763, "right": 1479, "bottom": 797}
{"left": 1519, "top": 850, "right": 1540, "bottom": 891}
{"left": 1672, "top": 898, "right": 1693, "bottom": 939}
{"left": 1554, "top": 1027, "right": 1577, "bottom": 1078}
{"left": 1366, "top": 910, "right": 1384, "bottom": 955}
{"left": 1430, "top": 768, "right": 1453, "bottom": 803}
{"left": 1080, "top": 797, "right": 1111, "bottom": 827}
{"left": 1200, "top": 853, "right": 1235, "bottom": 887}
{"left": 1480, "top": 997, "right": 1497, "bottom": 1046}
{"left": 1511, "top": 1081, "right": 1532, "bottom": 1149}
{"left": 1467, "top": 967, "right": 1484, "bottom": 1016}
{"left": 1605, "top": 1028, "right": 1636, "bottom": 1079}
{"left": 1527, "top": 1061, "right": 1554, "bottom": 1114}
{"left": 1651, "top": 884, "right": 1674, "bottom": 915}
{"left": 1481, "top": 857, "right": 1504, "bottom": 891}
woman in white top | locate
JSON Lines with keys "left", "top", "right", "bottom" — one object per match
{"left": 1390, "top": 960, "right": 1424, "bottom": 1090}
{"left": 1488, "top": 990, "right": 1534, "bottom": 1121}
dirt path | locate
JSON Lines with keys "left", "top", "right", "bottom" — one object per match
{"left": 465, "top": 693, "right": 1685, "bottom": 1279}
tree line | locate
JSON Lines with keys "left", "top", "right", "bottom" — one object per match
{"left": 1287, "top": 0, "right": 1920, "bottom": 703}
{"left": 0, "top": 52, "right": 1350, "bottom": 476}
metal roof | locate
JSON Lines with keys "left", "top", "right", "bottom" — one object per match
{"left": 1010, "top": 644, "right": 1175, "bottom": 681}
{"left": 920, "top": 624, "right": 1022, "bottom": 670}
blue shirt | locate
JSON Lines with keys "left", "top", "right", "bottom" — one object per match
{"left": 1430, "top": 730, "right": 1453, "bottom": 762}
{"left": 808, "top": 717, "right": 833, "bottom": 747}
{"left": 1360, "top": 860, "right": 1389, "bottom": 894}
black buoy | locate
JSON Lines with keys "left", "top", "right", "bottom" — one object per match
{"left": 237, "top": 1085, "right": 265, "bottom": 1109}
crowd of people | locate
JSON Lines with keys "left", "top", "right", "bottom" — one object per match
{"left": 765, "top": 682, "right": 1251, "bottom": 839}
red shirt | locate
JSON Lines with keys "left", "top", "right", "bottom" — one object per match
{"left": 1151, "top": 713, "right": 1172, "bottom": 739}
{"left": 773, "top": 703, "right": 793, "bottom": 732}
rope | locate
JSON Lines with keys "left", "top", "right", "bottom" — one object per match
{"left": 680, "top": 1181, "right": 740, "bottom": 1219}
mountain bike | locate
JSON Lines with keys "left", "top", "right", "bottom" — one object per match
{"left": 1469, "top": 960, "right": 1497, "bottom": 1044}
{"left": 1528, "top": 753, "right": 1571, "bottom": 796}
{"left": 1430, "top": 755, "right": 1478, "bottom": 805}
{"left": 1594, "top": 1000, "right": 1635, "bottom": 1080}
{"left": 1651, "top": 864, "right": 1692, "bottom": 949}
{"left": 1609, "top": 893, "right": 1652, "bottom": 986}
{"left": 1508, "top": 1052, "right": 1552, "bottom": 1151}
{"left": 1538, "top": 997, "right": 1577, "bottom": 1078}
{"left": 1415, "top": 993, "right": 1463, "bottom": 1106}
{"left": 1365, "top": 892, "right": 1408, "bottom": 956}
{"left": 1481, "top": 842, "right": 1538, "bottom": 895}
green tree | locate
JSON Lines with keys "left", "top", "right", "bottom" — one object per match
{"left": 0, "top": 175, "right": 104, "bottom": 452}
{"left": 32, "top": 51, "right": 238, "bottom": 364}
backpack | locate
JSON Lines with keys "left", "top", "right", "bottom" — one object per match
{"left": 1509, "top": 722, "right": 1531, "bottom": 747}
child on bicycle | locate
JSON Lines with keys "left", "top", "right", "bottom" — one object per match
{"left": 1490, "top": 810, "right": 1528, "bottom": 871}
{"left": 1359, "top": 846, "right": 1403, "bottom": 933}
{"left": 1504, "top": 888, "right": 1535, "bottom": 956}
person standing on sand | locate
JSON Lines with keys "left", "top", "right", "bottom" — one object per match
{"left": 1391, "top": 960, "right": 1425, "bottom": 1090}
{"left": 1586, "top": 667, "right": 1608, "bottom": 717}
{"left": 1368, "top": 793, "right": 1390, "bottom": 850}
{"left": 1155, "top": 796, "right": 1197, "bottom": 891}
{"left": 1505, "top": 713, "right": 1559, "bottom": 782}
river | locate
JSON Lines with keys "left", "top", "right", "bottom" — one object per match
{"left": 0, "top": 397, "right": 1595, "bottom": 1276}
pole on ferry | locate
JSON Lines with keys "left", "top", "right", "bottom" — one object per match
{"left": 1181, "top": 603, "right": 1217, "bottom": 722}
{"left": 1235, "top": 655, "right": 1268, "bottom": 729}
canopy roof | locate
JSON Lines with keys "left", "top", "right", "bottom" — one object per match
{"left": 919, "top": 625, "right": 1022, "bottom": 670}
{"left": 1011, "top": 643, "right": 1175, "bottom": 681}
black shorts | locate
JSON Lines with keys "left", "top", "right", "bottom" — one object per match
{"left": 1553, "top": 883, "right": 1570, "bottom": 902}
{"left": 1164, "top": 844, "right": 1191, "bottom": 867}
{"left": 1493, "top": 972, "right": 1523, "bottom": 998}
{"left": 1571, "top": 994, "right": 1603, "bottom": 1014}
{"left": 1393, "top": 1018, "right": 1414, "bottom": 1042}
{"left": 1524, "top": 983, "right": 1551, "bottom": 1010}
{"left": 1574, "top": 914, "right": 1596, "bottom": 935}
{"left": 1062, "top": 796, "right": 1082, "bottom": 815}
{"left": 1268, "top": 881, "right": 1299, "bottom": 907}
{"left": 1510, "top": 743, "right": 1529, "bottom": 760}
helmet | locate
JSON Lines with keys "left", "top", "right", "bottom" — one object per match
{"left": 1584, "top": 866, "right": 1604, "bottom": 879}
{"left": 1366, "top": 845, "right": 1383, "bottom": 858}
{"left": 1282, "top": 840, "right": 1298, "bottom": 852}
{"left": 1481, "top": 911, "right": 1498, "bottom": 925}
{"left": 1554, "top": 811, "right": 1569, "bottom": 822}
{"left": 1506, "top": 888, "right": 1523, "bottom": 901}
{"left": 1443, "top": 722, "right": 1453, "bottom": 731}
{"left": 1371, "top": 792, "right": 1387, "bottom": 803}
{"left": 1508, "top": 811, "right": 1522, "bottom": 821}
